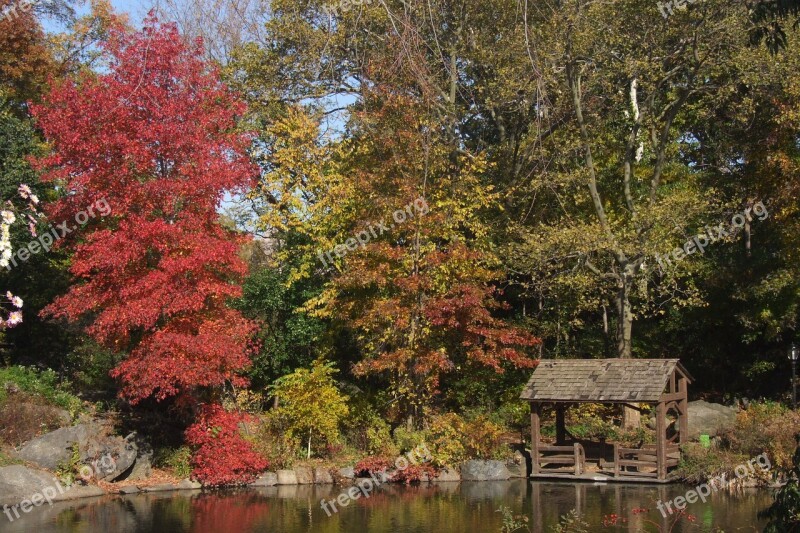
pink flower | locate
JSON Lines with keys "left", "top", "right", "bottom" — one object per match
{"left": 18, "top": 184, "right": 31, "bottom": 199}
{"left": 7, "top": 311, "right": 22, "bottom": 326}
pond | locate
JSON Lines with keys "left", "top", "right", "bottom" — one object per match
{"left": 0, "top": 480, "right": 772, "bottom": 532}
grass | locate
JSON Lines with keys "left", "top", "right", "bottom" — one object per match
{"left": 0, "top": 365, "right": 82, "bottom": 416}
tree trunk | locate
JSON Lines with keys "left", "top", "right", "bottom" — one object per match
{"left": 307, "top": 433, "right": 312, "bottom": 459}
{"left": 616, "top": 276, "right": 640, "bottom": 429}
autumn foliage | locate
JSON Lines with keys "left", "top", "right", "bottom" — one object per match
{"left": 185, "top": 403, "right": 268, "bottom": 486}
{"left": 31, "top": 18, "right": 258, "bottom": 404}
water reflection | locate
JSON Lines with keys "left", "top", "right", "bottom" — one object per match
{"left": 0, "top": 480, "right": 770, "bottom": 533}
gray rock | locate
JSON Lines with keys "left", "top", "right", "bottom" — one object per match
{"left": 506, "top": 450, "right": 528, "bottom": 478}
{"left": 251, "top": 472, "right": 278, "bottom": 487}
{"left": 338, "top": 467, "right": 355, "bottom": 479}
{"left": 313, "top": 467, "right": 333, "bottom": 484}
{"left": 276, "top": 469, "right": 298, "bottom": 485}
{"left": 432, "top": 467, "right": 460, "bottom": 482}
{"left": 141, "top": 481, "right": 198, "bottom": 492}
{"left": 118, "top": 486, "right": 140, "bottom": 494}
{"left": 294, "top": 466, "right": 314, "bottom": 484}
{"left": 126, "top": 435, "right": 153, "bottom": 481}
{"left": 17, "top": 425, "right": 92, "bottom": 470}
{"left": 0, "top": 465, "right": 105, "bottom": 506}
{"left": 82, "top": 432, "right": 138, "bottom": 482}
{"left": 459, "top": 460, "right": 511, "bottom": 481}
{"left": 175, "top": 479, "right": 201, "bottom": 490}
{"left": 687, "top": 400, "right": 738, "bottom": 440}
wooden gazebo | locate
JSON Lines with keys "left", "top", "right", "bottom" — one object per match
{"left": 520, "top": 358, "right": 692, "bottom": 482}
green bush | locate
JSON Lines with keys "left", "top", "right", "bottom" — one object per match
{"left": 153, "top": 446, "right": 193, "bottom": 479}
{"left": 0, "top": 365, "right": 82, "bottom": 416}
{"left": 252, "top": 411, "right": 301, "bottom": 469}
{"left": 425, "top": 412, "right": 510, "bottom": 467}
{"left": 342, "top": 399, "right": 398, "bottom": 456}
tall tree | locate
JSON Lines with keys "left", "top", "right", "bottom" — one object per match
{"left": 31, "top": 17, "right": 258, "bottom": 404}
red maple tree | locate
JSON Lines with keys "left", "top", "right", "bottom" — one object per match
{"left": 31, "top": 17, "right": 258, "bottom": 404}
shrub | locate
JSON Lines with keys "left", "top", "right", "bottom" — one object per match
{"left": 251, "top": 410, "right": 301, "bottom": 469}
{"left": 426, "top": 412, "right": 509, "bottom": 467}
{"left": 342, "top": 399, "right": 397, "bottom": 456}
{"left": 185, "top": 403, "right": 269, "bottom": 486}
{"left": 391, "top": 463, "right": 437, "bottom": 484}
{"left": 427, "top": 413, "right": 467, "bottom": 467}
{"left": 722, "top": 401, "right": 800, "bottom": 471}
{"left": 760, "top": 435, "right": 800, "bottom": 532}
{"left": 354, "top": 456, "right": 393, "bottom": 477}
{"left": 269, "top": 360, "right": 349, "bottom": 458}
{"left": 153, "top": 446, "right": 193, "bottom": 479}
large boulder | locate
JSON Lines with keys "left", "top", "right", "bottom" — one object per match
{"left": 459, "top": 460, "right": 511, "bottom": 481}
{"left": 294, "top": 466, "right": 314, "bottom": 484}
{"left": 17, "top": 424, "right": 92, "bottom": 470}
{"left": 313, "top": 467, "right": 333, "bottom": 484}
{"left": 0, "top": 465, "right": 104, "bottom": 506}
{"left": 17, "top": 424, "right": 138, "bottom": 482}
{"left": 81, "top": 432, "right": 138, "bottom": 481}
{"left": 432, "top": 467, "right": 461, "bottom": 482}
{"left": 687, "top": 400, "right": 738, "bottom": 440}
{"left": 251, "top": 472, "right": 278, "bottom": 487}
{"left": 276, "top": 469, "right": 298, "bottom": 485}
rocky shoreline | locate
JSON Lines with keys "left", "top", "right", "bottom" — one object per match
{"left": 0, "top": 422, "right": 528, "bottom": 509}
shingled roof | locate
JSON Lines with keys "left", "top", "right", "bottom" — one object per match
{"left": 520, "top": 358, "right": 691, "bottom": 403}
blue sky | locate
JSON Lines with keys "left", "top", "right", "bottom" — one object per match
{"left": 109, "top": 0, "right": 151, "bottom": 25}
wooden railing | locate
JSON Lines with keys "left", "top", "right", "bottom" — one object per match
{"left": 613, "top": 443, "right": 680, "bottom": 478}
{"left": 534, "top": 443, "right": 585, "bottom": 475}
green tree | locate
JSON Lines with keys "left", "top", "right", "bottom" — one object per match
{"left": 269, "top": 360, "right": 349, "bottom": 458}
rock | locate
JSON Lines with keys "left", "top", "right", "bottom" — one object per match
{"left": 176, "top": 479, "right": 201, "bottom": 490}
{"left": 338, "top": 467, "right": 355, "bottom": 479}
{"left": 118, "top": 486, "right": 140, "bottom": 494}
{"left": 17, "top": 424, "right": 92, "bottom": 470}
{"left": 251, "top": 472, "right": 278, "bottom": 487}
{"left": 459, "top": 460, "right": 511, "bottom": 481}
{"left": 142, "top": 483, "right": 180, "bottom": 492}
{"left": 432, "top": 467, "right": 461, "bottom": 482}
{"left": 0, "top": 465, "right": 105, "bottom": 506}
{"left": 313, "top": 467, "right": 333, "bottom": 484}
{"left": 506, "top": 450, "right": 528, "bottom": 478}
{"left": 687, "top": 400, "right": 738, "bottom": 440}
{"left": 16, "top": 423, "right": 138, "bottom": 482}
{"left": 125, "top": 436, "right": 153, "bottom": 481}
{"left": 276, "top": 469, "right": 298, "bottom": 485}
{"left": 294, "top": 466, "right": 314, "bottom": 484}
{"left": 82, "top": 432, "right": 138, "bottom": 482}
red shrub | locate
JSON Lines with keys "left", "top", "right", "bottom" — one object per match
{"left": 185, "top": 404, "right": 268, "bottom": 486}
{"left": 391, "top": 463, "right": 438, "bottom": 484}
{"left": 354, "top": 456, "right": 393, "bottom": 477}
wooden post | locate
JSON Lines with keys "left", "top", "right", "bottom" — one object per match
{"left": 613, "top": 443, "right": 619, "bottom": 478}
{"left": 573, "top": 442, "right": 582, "bottom": 475}
{"left": 530, "top": 402, "right": 540, "bottom": 475}
{"left": 656, "top": 401, "right": 666, "bottom": 480}
{"left": 556, "top": 404, "right": 566, "bottom": 444}
{"left": 678, "top": 376, "right": 688, "bottom": 445}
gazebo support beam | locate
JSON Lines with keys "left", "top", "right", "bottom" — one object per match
{"left": 530, "top": 402, "right": 540, "bottom": 475}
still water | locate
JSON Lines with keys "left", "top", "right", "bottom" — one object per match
{"left": 0, "top": 480, "right": 771, "bottom": 532}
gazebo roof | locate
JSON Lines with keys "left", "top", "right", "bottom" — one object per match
{"left": 520, "top": 358, "right": 692, "bottom": 403}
